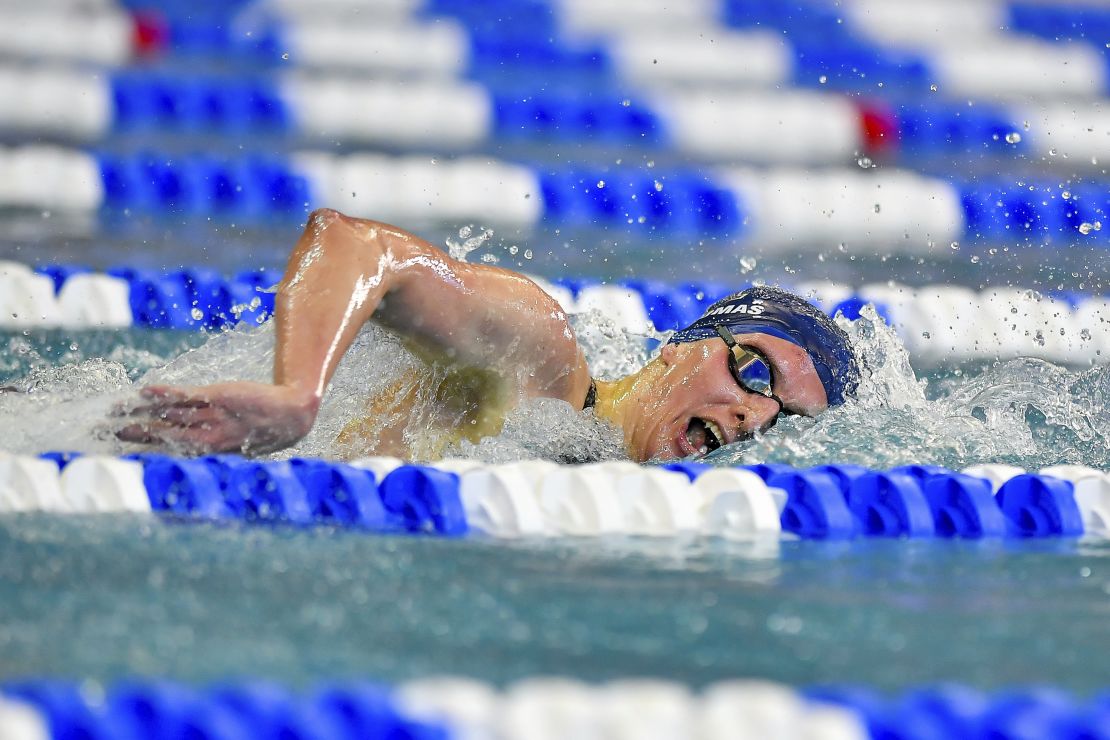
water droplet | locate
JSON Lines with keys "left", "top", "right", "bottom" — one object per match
{"left": 739, "top": 256, "right": 757, "bottom": 274}
{"left": 950, "top": 241, "right": 960, "bottom": 251}
{"left": 281, "top": 52, "right": 289, "bottom": 60}
{"left": 190, "top": 308, "right": 204, "bottom": 321}
{"left": 1079, "top": 222, "right": 1095, "bottom": 235}
{"left": 653, "top": 180, "right": 663, "bottom": 192}
{"left": 621, "top": 99, "right": 631, "bottom": 107}
{"left": 818, "top": 75, "right": 827, "bottom": 84}
{"left": 508, "top": 245, "right": 518, "bottom": 256}
{"left": 856, "top": 156, "right": 873, "bottom": 169}
{"left": 970, "top": 255, "right": 980, "bottom": 263}
{"left": 596, "top": 180, "right": 605, "bottom": 189}
{"left": 1005, "top": 132, "right": 1022, "bottom": 144}
{"left": 523, "top": 249, "right": 533, "bottom": 260}
{"left": 1062, "top": 190, "right": 1071, "bottom": 200}
{"left": 873, "top": 203, "right": 881, "bottom": 213}
{"left": 1048, "top": 148, "right": 1058, "bottom": 156}
{"left": 929, "top": 83, "right": 938, "bottom": 92}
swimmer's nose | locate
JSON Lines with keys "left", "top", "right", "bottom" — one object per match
{"left": 733, "top": 395, "right": 780, "bottom": 436}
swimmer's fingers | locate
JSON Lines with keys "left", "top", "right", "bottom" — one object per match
{"left": 115, "top": 420, "right": 181, "bottom": 445}
{"left": 115, "top": 419, "right": 235, "bottom": 453}
{"left": 155, "top": 406, "right": 226, "bottom": 427}
{"left": 138, "top": 385, "right": 214, "bottom": 408}
{"left": 112, "top": 386, "right": 212, "bottom": 418}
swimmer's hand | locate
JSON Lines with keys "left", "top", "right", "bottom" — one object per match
{"left": 114, "top": 382, "right": 317, "bottom": 455}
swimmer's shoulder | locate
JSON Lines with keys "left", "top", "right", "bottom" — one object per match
{"left": 510, "top": 273, "right": 592, "bottom": 407}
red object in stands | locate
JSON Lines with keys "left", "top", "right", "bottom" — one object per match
{"left": 857, "top": 102, "right": 899, "bottom": 156}
{"left": 132, "top": 11, "right": 169, "bottom": 57}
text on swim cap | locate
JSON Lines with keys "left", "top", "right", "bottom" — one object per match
{"left": 706, "top": 300, "right": 765, "bottom": 317}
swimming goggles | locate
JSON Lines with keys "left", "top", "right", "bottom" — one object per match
{"left": 715, "top": 325, "right": 786, "bottom": 416}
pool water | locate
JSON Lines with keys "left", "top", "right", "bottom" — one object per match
{"left": 1, "top": 514, "right": 1107, "bottom": 693}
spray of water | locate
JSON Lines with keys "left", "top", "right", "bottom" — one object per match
{"left": 3, "top": 283, "right": 1110, "bottom": 469}
{"left": 708, "top": 305, "right": 1110, "bottom": 470}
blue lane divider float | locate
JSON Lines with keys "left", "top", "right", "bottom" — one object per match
{"left": 846, "top": 471, "right": 936, "bottom": 537}
{"left": 767, "top": 470, "right": 857, "bottom": 540}
{"left": 923, "top": 473, "right": 1009, "bottom": 538}
{"left": 126, "top": 453, "right": 461, "bottom": 535}
{"left": 1, "top": 678, "right": 445, "bottom": 740}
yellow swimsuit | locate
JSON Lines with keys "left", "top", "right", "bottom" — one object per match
{"left": 335, "top": 349, "right": 512, "bottom": 460}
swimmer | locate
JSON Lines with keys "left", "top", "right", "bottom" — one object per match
{"left": 117, "top": 209, "right": 859, "bottom": 461}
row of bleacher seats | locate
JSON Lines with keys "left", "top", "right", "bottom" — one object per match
{"left": 4, "top": 261, "right": 1110, "bottom": 365}
{"left": 10, "top": 146, "right": 1110, "bottom": 256}
{"left": 2, "top": 452, "right": 1108, "bottom": 540}
{"left": 4, "top": 675, "right": 1110, "bottom": 739}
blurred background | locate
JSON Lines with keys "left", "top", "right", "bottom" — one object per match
{"left": 4, "top": 0, "right": 1110, "bottom": 295}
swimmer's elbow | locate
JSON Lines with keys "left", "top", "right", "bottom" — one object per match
{"left": 305, "top": 208, "right": 414, "bottom": 259}
{"left": 305, "top": 207, "right": 347, "bottom": 230}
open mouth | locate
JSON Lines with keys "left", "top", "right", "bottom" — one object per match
{"left": 685, "top": 417, "right": 724, "bottom": 455}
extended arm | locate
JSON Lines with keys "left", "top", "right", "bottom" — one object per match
{"left": 117, "top": 209, "right": 590, "bottom": 454}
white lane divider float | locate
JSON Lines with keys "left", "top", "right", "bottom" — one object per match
{"left": 961, "top": 463, "right": 1026, "bottom": 493}
{"left": 574, "top": 285, "right": 652, "bottom": 335}
{"left": 1040, "top": 465, "right": 1110, "bottom": 536}
{"left": 0, "top": 455, "right": 149, "bottom": 513}
{"left": 395, "top": 677, "right": 501, "bottom": 740}
{"left": 0, "top": 261, "right": 61, "bottom": 328}
{"left": 350, "top": 455, "right": 405, "bottom": 481}
{"left": 695, "top": 468, "right": 783, "bottom": 538}
{"left": 458, "top": 465, "right": 546, "bottom": 537}
{"left": 59, "top": 456, "right": 150, "bottom": 513}
{"left": 56, "top": 273, "right": 133, "bottom": 329}
{"left": 0, "top": 695, "right": 50, "bottom": 740}
{"left": 398, "top": 676, "right": 869, "bottom": 740}
{"left": 0, "top": 456, "right": 66, "bottom": 512}
{"left": 538, "top": 465, "right": 627, "bottom": 535}
{"left": 614, "top": 468, "right": 700, "bottom": 535}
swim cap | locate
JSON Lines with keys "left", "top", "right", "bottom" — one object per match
{"left": 667, "top": 286, "right": 859, "bottom": 405}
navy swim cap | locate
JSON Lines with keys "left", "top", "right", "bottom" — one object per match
{"left": 668, "top": 286, "right": 859, "bottom": 405}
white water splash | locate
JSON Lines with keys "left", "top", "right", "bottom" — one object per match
{"left": 0, "top": 308, "right": 646, "bottom": 462}
{"left": 708, "top": 305, "right": 1110, "bottom": 470}
{"left": 3, "top": 304, "right": 1110, "bottom": 469}
{"left": 445, "top": 224, "right": 495, "bottom": 262}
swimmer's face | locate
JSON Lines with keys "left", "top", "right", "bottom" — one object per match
{"left": 624, "top": 333, "right": 828, "bottom": 461}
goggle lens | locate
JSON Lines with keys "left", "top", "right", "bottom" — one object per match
{"left": 734, "top": 354, "right": 773, "bottom": 395}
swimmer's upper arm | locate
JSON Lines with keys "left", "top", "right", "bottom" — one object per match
{"left": 271, "top": 208, "right": 588, "bottom": 411}
{"left": 373, "top": 231, "right": 589, "bottom": 399}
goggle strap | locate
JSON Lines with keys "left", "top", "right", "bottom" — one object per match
{"left": 715, "top": 325, "right": 736, "bottom": 347}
